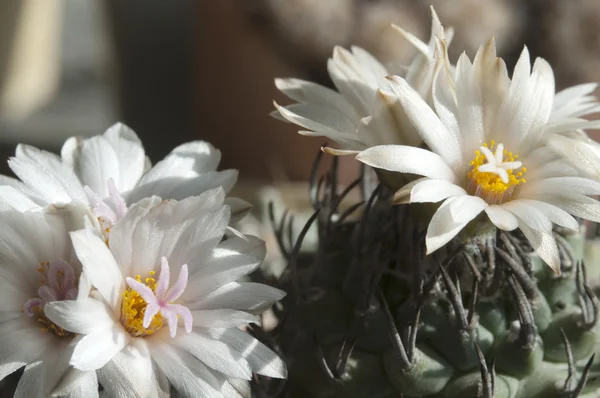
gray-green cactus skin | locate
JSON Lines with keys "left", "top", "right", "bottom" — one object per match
{"left": 257, "top": 158, "right": 600, "bottom": 398}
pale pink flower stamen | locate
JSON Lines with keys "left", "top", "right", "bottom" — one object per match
{"left": 23, "top": 298, "right": 43, "bottom": 316}
{"left": 125, "top": 257, "right": 193, "bottom": 338}
{"left": 107, "top": 178, "right": 128, "bottom": 219}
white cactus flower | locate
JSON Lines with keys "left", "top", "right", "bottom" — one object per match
{"left": 356, "top": 37, "right": 600, "bottom": 273}
{"left": 0, "top": 207, "right": 97, "bottom": 397}
{"left": 272, "top": 7, "right": 453, "bottom": 155}
{"left": 0, "top": 123, "right": 247, "bottom": 234}
{"left": 45, "top": 189, "right": 287, "bottom": 398}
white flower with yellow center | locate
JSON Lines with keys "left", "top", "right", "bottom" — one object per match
{"left": 356, "top": 37, "right": 600, "bottom": 272}
{"left": 45, "top": 189, "right": 286, "bottom": 398}
{"left": 0, "top": 123, "right": 247, "bottom": 235}
{"left": 272, "top": 7, "right": 453, "bottom": 155}
{"left": 0, "top": 208, "right": 97, "bottom": 397}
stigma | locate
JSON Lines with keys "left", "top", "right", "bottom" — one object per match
{"left": 467, "top": 140, "right": 526, "bottom": 204}
{"left": 23, "top": 260, "right": 78, "bottom": 338}
{"left": 122, "top": 257, "right": 193, "bottom": 338}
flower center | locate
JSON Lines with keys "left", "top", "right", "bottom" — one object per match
{"left": 121, "top": 271, "right": 164, "bottom": 337}
{"left": 85, "top": 178, "right": 128, "bottom": 243}
{"left": 467, "top": 140, "right": 526, "bottom": 204}
{"left": 121, "top": 257, "right": 193, "bottom": 338}
{"left": 23, "top": 260, "right": 78, "bottom": 338}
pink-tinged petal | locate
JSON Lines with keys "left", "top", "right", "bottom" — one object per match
{"left": 23, "top": 298, "right": 43, "bottom": 316}
{"left": 167, "top": 304, "right": 193, "bottom": 333}
{"left": 47, "top": 259, "right": 75, "bottom": 292}
{"left": 164, "top": 264, "right": 188, "bottom": 303}
{"left": 65, "top": 288, "right": 78, "bottom": 300}
{"left": 107, "top": 178, "right": 128, "bottom": 219}
{"left": 155, "top": 257, "right": 170, "bottom": 299}
{"left": 125, "top": 277, "right": 157, "bottom": 304}
{"left": 37, "top": 286, "right": 58, "bottom": 302}
{"left": 143, "top": 302, "right": 161, "bottom": 329}
{"left": 84, "top": 185, "right": 102, "bottom": 207}
{"left": 160, "top": 308, "right": 179, "bottom": 338}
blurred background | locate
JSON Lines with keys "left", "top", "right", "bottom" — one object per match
{"left": 1, "top": 0, "right": 600, "bottom": 183}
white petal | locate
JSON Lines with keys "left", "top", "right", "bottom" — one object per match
{"left": 392, "top": 177, "right": 429, "bottom": 204}
{"left": 485, "top": 205, "right": 518, "bottom": 231}
{"left": 510, "top": 199, "right": 579, "bottom": 231}
{"left": 502, "top": 200, "right": 552, "bottom": 232}
{"left": 273, "top": 101, "right": 363, "bottom": 149}
{"left": 225, "top": 197, "right": 252, "bottom": 225}
{"left": 553, "top": 83, "right": 597, "bottom": 110}
{"left": 39, "top": 340, "right": 78, "bottom": 397}
{"left": 519, "top": 176, "right": 600, "bottom": 197}
{"left": 126, "top": 196, "right": 230, "bottom": 278}
{"left": 150, "top": 342, "right": 223, "bottom": 397}
{"left": 52, "top": 369, "right": 99, "bottom": 398}
{"left": 190, "top": 310, "right": 259, "bottom": 328}
{"left": 96, "top": 338, "right": 162, "bottom": 398}
{"left": 431, "top": 60, "right": 460, "bottom": 148}
{"left": 0, "top": 174, "right": 44, "bottom": 204}
{"left": 184, "top": 235, "right": 265, "bottom": 301}
{"left": 410, "top": 179, "right": 467, "bottom": 203}
{"left": 14, "top": 362, "right": 44, "bottom": 398}
{"left": 75, "top": 135, "right": 121, "bottom": 197}
{"left": 103, "top": 123, "right": 146, "bottom": 192}
{"left": 274, "top": 78, "right": 359, "bottom": 121}
{"left": 221, "top": 379, "right": 250, "bottom": 398}
{"left": 8, "top": 144, "right": 87, "bottom": 204}
{"left": 516, "top": 217, "right": 560, "bottom": 273}
{"left": 107, "top": 196, "right": 163, "bottom": 271}
{"left": 128, "top": 141, "right": 238, "bottom": 203}
{"left": 503, "top": 55, "right": 555, "bottom": 149}
{"left": 355, "top": 89, "right": 421, "bottom": 147}
{"left": 545, "top": 134, "right": 600, "bottom": 177}
{"left": 205, "top": 328, "right": 287, "bottom": 378}
{"left": 0, "top": 324, "right": 53, "bottom": 380}
{"left": 426, "top": 195, "right": 487, "bottom": 254}
{"left": 70, "top": 324, "right": 130, "bottom": 371}
{"left": 454, "top": 53, "right": 485, "bottom": 153}
{"left": 0, "top": 186, "right": 40, "bottom": 211}
{"left": 192, "top": 282, "right": 285, "bottom": 315}
{"left": 172, "top": 331, "right": 253, "bottom": 379}
{"left": 70, "top": 227, "right": 124, "bottom": 310}
{"left": 327, "top": 47, "right": 376, "bottom": 115}
{"left": 355, "top": 145, "right": 457, "bottom": 181}
{"left": 539, "top": 194, "right": 600, "bottom": 223}
{"left": 44, "top": 298, "right": 114, "bottom": 335}
{"left": 387, "top": 76, "right": 462, "bottom": 168}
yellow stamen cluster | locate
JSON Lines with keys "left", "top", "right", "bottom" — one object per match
{"left": 467, "top": 141, "right": 526, "bottom": 195}
{"left": 29, "top": 305, "right": 75, "bottom": 338}
{"left": 22, "top": 261, "right": 74, "bottom": 338}
{"left": 121, "top": 271, "right": 164, "bottom": 337}
{"left": 37, "top": 261, "right": 49, "bottom": 286}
